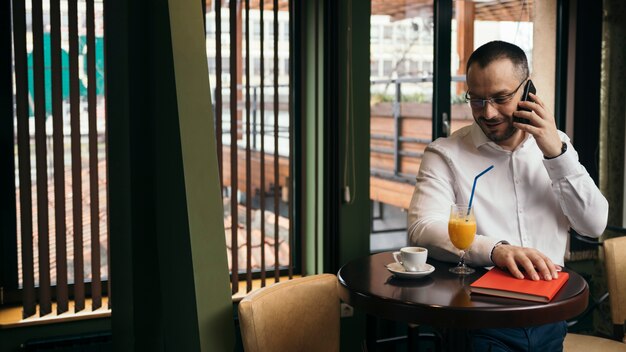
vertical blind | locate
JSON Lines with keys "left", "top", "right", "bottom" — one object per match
{"left": 7, "top": 0, "right": 297, "bottom": 319}
{"left": 205, "top": 0, "right": 295, "bottom": 295}
{"left": 10, "top": 0, "right": 108, "bottom": 318}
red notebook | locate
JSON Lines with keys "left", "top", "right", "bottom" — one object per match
{"left": 470, "top": 267, "right": 570, "bottom": 303}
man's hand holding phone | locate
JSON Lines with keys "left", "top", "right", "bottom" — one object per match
{"left": 512, "top": 81, "right": 564, "bottom": 158}
{"left": 513, "top": 80, "right": 536, "bottom": 124}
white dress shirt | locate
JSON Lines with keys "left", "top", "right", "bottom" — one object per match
{"left": 407, "top": 123, "right": 608, "bottom": 266}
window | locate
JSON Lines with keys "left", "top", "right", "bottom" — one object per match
{"left": 205, "top": 0, "right": 296, "bottom": 295}
{"left": 5, "top": 0, "right": 108, "bottom": 318}
{"left": 422, "top": 60, "right": 433, "bottom": 75}
{"left": 409, "top": 60, "right": 420, "bottom": 75}
{"left": 222, "top": 56, "right": 230, "bottom": 73}
{"left": 383, "top": 25, "right": 392, "bottom": 39}
{"left": 282, "top": 22, "right": 289, "bottom": 41}
{"left": 253, "top": 20, "right": 261, "bottom": 39}
{"left": 397, "top": 60, "right": 408, "bottom": 77}
{"left": 370, "top": 59, "right": 379, "bottom": 78}
{"left": 209, "top": 57, "right": 216, "bottom": 73}
{"left": 266, "top": 22, "right": 274, "bottom": 39}
{"left": 382, "top": 59, "right": 393, "bottom": 76}
{"left": 371, "top": 25, "right": 380, "bottom": 43}
{"left": 253, "top": 58, "right": 261, "bottom": 76}
{"left": 369, "top": 0, "right": 534, "bottom": 253}
{"left": 207, "top": 16, "right": 216, "bottom": 35}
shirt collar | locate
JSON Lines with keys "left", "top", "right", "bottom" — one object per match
{"left": 469, "top": 122, "right": 533, "bottom": 151}
{"left": 470, "top": 122, "right": 491, "bottom": 148}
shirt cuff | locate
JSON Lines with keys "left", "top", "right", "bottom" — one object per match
{"left": 469, "top": 236, "right": 502, "bottom": 267}
{"left": 542, "top": 142, "right": 579, "bottom": 180}
{"left": 489, "top": 240, "right": 510, "bottom": 265}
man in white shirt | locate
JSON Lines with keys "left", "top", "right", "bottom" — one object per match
{"left": 407, "top": 41, "right": 608, "bottom": 351}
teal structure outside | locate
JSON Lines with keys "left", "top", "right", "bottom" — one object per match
{"left": 26, "top": 33, "right": 104, "bottom": 116}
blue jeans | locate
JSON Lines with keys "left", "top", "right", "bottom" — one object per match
{"left": 469, "top": 321, "right": 568, "bottom": 351}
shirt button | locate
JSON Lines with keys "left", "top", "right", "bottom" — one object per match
{"left": 515, "top": 179, "right": 520, "bottom": 184}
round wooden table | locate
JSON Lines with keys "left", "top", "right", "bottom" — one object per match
{"left": 337, "top": 252, "right": 589, "bottom": 350}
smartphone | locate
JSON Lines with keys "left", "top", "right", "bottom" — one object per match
{"left": 514, "top": 80, "right": 536, "bottom": 124}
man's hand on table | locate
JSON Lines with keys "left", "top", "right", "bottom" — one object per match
{"left": 491, "top": 244, "right": 560, "bottom": 281}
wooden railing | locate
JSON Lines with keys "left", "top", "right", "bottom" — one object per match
{"left": 369, "top": 76, "right": 474, "bottom": 209}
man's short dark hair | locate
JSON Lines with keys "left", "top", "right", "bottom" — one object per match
{"left": 466, "top": 41, "right": 529, "bottom": 80}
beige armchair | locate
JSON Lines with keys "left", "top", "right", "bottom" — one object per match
{"left": 564, "top": 236, "right": 626, "bottom": 351}
{"left": 238, "top": 274, "right": 340, "bottom": 352}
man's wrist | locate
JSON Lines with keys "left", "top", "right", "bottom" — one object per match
{"left": 490, "top": 240, "right": 510, "bottom": 264}
{"left": 544, "top": 141, "right": 567, "bottom": 160}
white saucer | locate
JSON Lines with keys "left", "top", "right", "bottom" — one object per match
{"left": 386, "top": 262, "right": 435, "bottom": 279}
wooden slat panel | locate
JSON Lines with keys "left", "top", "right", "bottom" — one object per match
{"left": 86, "top": 0, "right": 102, "bottom": 310}
{"left": 373, "top": 116, "right": 432, "bottom": 138}
{"left": 32, "top": 0, "right": 52, "bottom": 316}
{"left": 250, "top": 0, "right": 288, "bottom": 10}
{"left": 313, "top": 0, "right": 319, "bottom": 275}
{"left": 229, "top": 0, "right": 239, "bottom": 294}
{"left": 12, "top": 0, "right": 36, "bottom": 319}
{"left": 370, "top": 177, "right": 416, "bottom": 210}
{"left": 455, "top": 0, "right": 474, "bottom": 95}
{"left": 68, "top": 0, "right": 85, "bottom": 312}
{"left": 370, "top": 0, "right": 533, "bottom": 22}
{"left": 371, "top": 102, "right": 473, "bottom": 119}
{"left": 215, "top": 0, "right": 223, "bottom": 187}
{"left": 369, "top": 101, "right": 474, "bottom": 208}
{"left": 371, "top": 139, "right": 427, "bottom": 153}
{"left": 244, "top": 0, "right": 252, "bottom": 292}
{"left": 259, "top": 0, "right": 267, "bottom": 286}
{"left": 273, "top": 0, "right": 280, "bottom": 282}
{"left": 50, "top": 0, "right": 69, "bottom": 314}
{"left": 287, "top": 0, "right": 293, "bottom": 280}
{"left": 372, "top": 116, "right": 473, "bottom": 139}
{"left": 371, "top": 154, "right": 421, "bottom": 176}
{"left": 206, "top": 0, "right": 289, "bottom": 11}
{"left": 474, "top": 0, "right": 533, "bottom": 22}
{"left": 221, "top": 147, "right": 289, "bottom": 193}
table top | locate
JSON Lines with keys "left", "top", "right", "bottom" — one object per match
{"left": 337, "top": 252, "right": 589, "bottom": 329}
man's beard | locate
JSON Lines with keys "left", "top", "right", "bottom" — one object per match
{"left": 476, "top": 116, "right": 518, "bottom": 143}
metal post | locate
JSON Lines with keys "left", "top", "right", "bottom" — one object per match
{"left": 393, "top": 81, "right": 401, "bottom": 176}
{"left": 433, "top": 0, "right": 452, "bottom": 139}
{"left": 252, "top": 86, "right": 257, "bottom": 149}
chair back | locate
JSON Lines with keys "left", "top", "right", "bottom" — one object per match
{"left": 604, "top": 236, "right": 626, "bottom": 341}
{"left": 238, "top": 274, "right": 340, "bottom": 352}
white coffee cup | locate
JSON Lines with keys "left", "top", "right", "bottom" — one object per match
{"left": 393, "top": 247, "right": 428, "bottom": 272}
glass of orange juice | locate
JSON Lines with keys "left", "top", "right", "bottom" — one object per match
{"left": 448, "top": 204, "right": 476, "bottom": 274}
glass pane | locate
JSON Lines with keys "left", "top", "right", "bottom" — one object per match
{"left": 370, "top": 0, "right": 435, "bottom": 252}
{"left": 451, "top": 0, "right": 534, "bottom": 133}
{"left": 370, "top": 0, "right": 535, "bottom": 252}
{"left": 205, "top": 1, "right": 292, "bottom": 279}
{"left": 14, "top": 0, "right": 109, "bottom": 288}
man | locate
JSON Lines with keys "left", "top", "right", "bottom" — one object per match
{"left": 407, "top": 41, "right": 608, "bottom": 351}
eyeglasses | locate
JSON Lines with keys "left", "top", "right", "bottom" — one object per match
{"left": 465, "top": 78, "right": 527, "bottom": 110}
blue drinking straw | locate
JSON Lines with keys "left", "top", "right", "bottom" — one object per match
{"left": 467, "top": 165, "right": 494, "bottom": 216}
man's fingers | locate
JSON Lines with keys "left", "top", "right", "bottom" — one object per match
{"left": 531, "top": 254, "right": 554, "bottom": 281}
{"left": 533, "top": 252, "right": 559, "bottom": 280}
{"left": 544, "top": 256, "right": 559, "bottom": 279}
{"left": 529, "top": 92, "right": 544, "bottom": 107}
{"left": 493, "top": 245, "right": 559, "bottom": 281}
{"left": 506, "top": 263, "right": 525, "bottom": 279}
{"left": 518, "top": 256, "right": 540, "bottom": 281}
